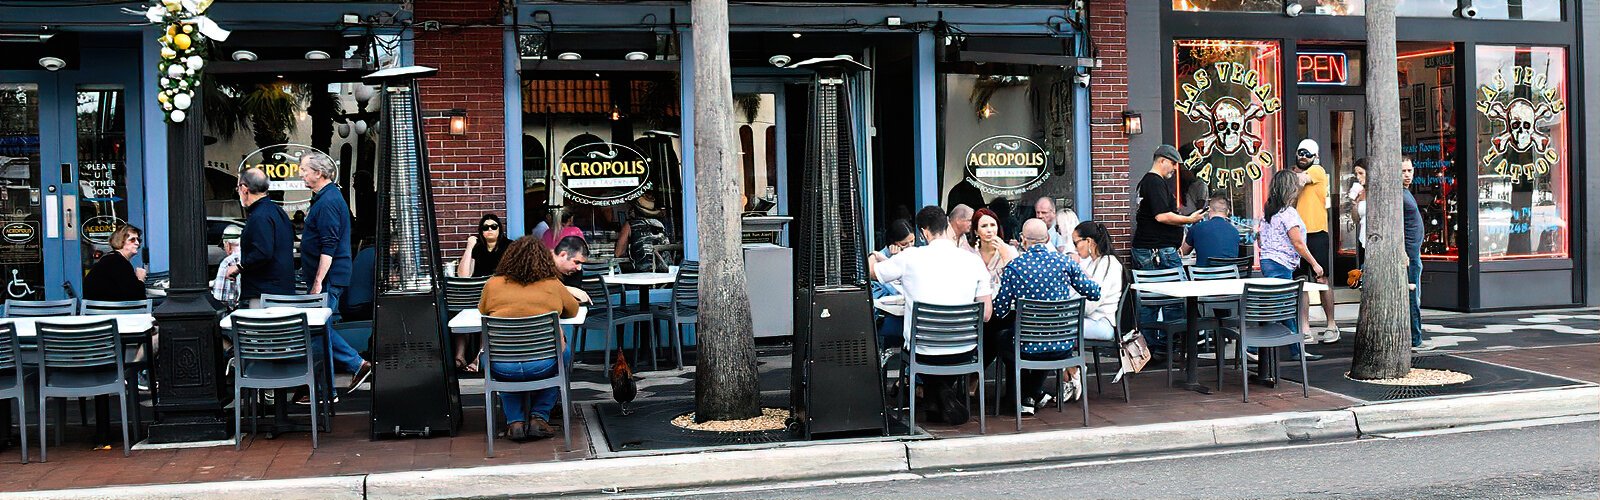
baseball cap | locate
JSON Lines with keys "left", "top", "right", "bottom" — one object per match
{"left": 1296, "top": 139, "right": 1319, "bottom": 157}
{"left": 222, "top": 224, "right": 242, "bottom": 242}
{"left": 1153, "top": 144, "right": 1182, "bottom": 164}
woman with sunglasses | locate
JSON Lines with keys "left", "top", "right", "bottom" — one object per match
{"left": 83, "top": 224, "right": 148, "bottom": 302}
{"left": 457, "top": 214, "right": 510, "bottom": 278}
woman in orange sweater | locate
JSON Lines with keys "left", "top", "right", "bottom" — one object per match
{"left": 479, "top": 237, "right": 581, "bottom": 441}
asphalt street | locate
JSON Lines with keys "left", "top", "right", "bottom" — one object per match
{"left": 621, "top": 419, "right": 1600, "bottom": 500}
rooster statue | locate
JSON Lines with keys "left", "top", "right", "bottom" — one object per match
{"left": 610, "top": 351, "right": 638, "bottom": 415}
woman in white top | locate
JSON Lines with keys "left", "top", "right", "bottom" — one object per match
{"left": 1072, "top": 221, "right": 1123, "bottom": 341}
{"left": 969, "top": 207, "right": 1018, "bottom": 290}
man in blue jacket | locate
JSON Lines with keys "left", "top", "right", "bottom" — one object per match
{"left": 233, "top": 168, "right": 297, "bottom": 303}
{"left": 299, "top": 154, "right": 372, "bottom": 394}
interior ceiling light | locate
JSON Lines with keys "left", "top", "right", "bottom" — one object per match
{"left": 791, "top": 33, "right": 802, "bottom": 38}
{"left": 231, "top": 50, "right": 258, "bottom": 61}
{"left": 624, "top": 51, "right": 649, "bottom": 61}
{"left": 557, "top": 52, "right": 582, "bottom": 61}
{"left": 304, "top": 50, "right": 330, "bottom": 60}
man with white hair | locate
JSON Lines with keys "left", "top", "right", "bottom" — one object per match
{"left": 299, "top": 153, "right": 372, "bottom": 395}
{"left": 1032, "top": 196, "right": 1074, "bottom": 256}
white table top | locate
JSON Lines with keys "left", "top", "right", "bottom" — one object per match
{"left": 1129, "top": 277, "right": 1329, "bottom": 298}
{"left": 873, "top": 296, "right": 905, "bottom": 317}
{"left": 1, "top": 314, "right": 156, "bottom": 338}
{"left": 602, "top": 271, "right": 677, "bottom": 286}
{"left": 448, "top": 307, "right": 588, "bottom": 334}
{"left": 220, "top": 307, "right": 334, "bottom": 329}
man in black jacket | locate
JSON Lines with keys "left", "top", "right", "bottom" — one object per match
{"left": 233, "top": 167, "right": 296, "bottom": 304}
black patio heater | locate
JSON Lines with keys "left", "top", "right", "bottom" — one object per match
{"left": 789, "top": 57, "right": 886, "bottom": 438}
{"left": 364, "top": 66, "right": 461, "bottom": 439}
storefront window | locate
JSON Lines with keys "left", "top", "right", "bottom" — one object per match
{"left": 1398, "top": 43, "right": 1461, "bottom": 260}
{"left": 1397, "top": 0, "right": 1561, "bottom": 20}
{"left": 0, "top": 84, "right": 45, "bottom": 300}
{"left": 938, "top": 67, "right": 1075, "bottom": 236}
{"left": 1175, "top": 1, "right": 1363, "bottom": 15}
{"left": 1474, "top": 45, "right": 1568, "bottom": 260}
{"left": 1173, "top": 39, "right": 1283, "bottom": 240}
{"left": 76, "top": 88, "right": 131, "bottom": 275}
{"left": 522, "top": 75, "right": 682, "bottom": 265}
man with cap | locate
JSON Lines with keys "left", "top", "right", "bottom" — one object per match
{"left": 1131, "top": 145, "right": 1202, "bottom": 354}
{"left": 212, "top": 224, "right": 243, "bottom": 307}
{"left": 1292, "top": 139, "right": 1339, "bottom": 344}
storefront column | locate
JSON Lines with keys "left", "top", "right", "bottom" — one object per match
{"left": 680, "top": 36, "right": 700, "bottom": 260}
{"left": 910, "top": 31, "right": 938, "bottom": 207}
{"left": 140, "top": 27, "right": 170, "bottom": 273}
{"left": 1074, "top": 72, "right": 1091, "bottom": 220}
{"left": 502, "top": 23, "right": 525, "bottom": 238}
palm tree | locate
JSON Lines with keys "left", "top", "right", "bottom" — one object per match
{"left": 205, "top": 77, "right": 313, "bottom": 149}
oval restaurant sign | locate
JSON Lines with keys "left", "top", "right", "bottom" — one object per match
{"left": 964, "top": 135, "right": 1050, "bottom": 196}
{"left": 559, "top": 142, "right": 652, "bottom": 206}
{"left": 82, "top": 215, "right": 124, "bottom": 245}
{"left": 2, "top": 222, "right": 35, "bottom": 244}
{"left": 238, "top": 144, "right": 328, "bottom": 210}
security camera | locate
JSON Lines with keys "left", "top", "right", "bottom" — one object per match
{"left": 1455, "top": 6, "right": 1479, "bottom": 18}
{"left": 37, "top": 57, "right": 65, "bottom": 72}
{"left": 1074, "top": 72, "right": 1090, "bottom": 87}
{"left": 1283, "top": 2, "right": 1303, "bottom": 17}
{"left": 768, "top": 54, "right": 791, "bottom": 68}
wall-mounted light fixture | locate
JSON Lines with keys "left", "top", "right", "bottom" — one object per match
{"left": 447, "top": 109, "right": 468, "bottom": 136}
{"left": 1122, "top": 110, "right": 1143, "bottom": 136}
{"left": 557, "top": 52, "right": 582, "bottom": 61}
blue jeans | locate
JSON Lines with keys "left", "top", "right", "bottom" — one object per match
{"left": 1259, "top": 260, "right": 1303, "bottom": 358}
{"left": 491, "top": 350, "right": 572, "bottom": 423}
{"left": 1408, "top": 254, "right": 1424, "bottom": 347}
{"left": 325, "top": 285, "right": 365, "bottom": 374}
{"left": 1131, "top": 246, "right": 1184, "bottom": 350}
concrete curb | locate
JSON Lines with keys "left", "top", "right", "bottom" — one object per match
{"left": 1351, "top": 385, "right": 1600, "bottom": 435}
{"left": 364, "top": 441, "right": 910, "bottom": 499}
{"left": 905, "top": 410, "right": 1359, "bottom": 470}
{"left": 0, "top": 475, "right": 365, "bottom": 500}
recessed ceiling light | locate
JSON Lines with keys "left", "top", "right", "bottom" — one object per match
{"left": 624, "top": 51, "right": 649, "bottom": 61}
{"left": 231, "top": 50, "right": 257, "bottom": 61}
{"left": 791, "top": 33, "right": 802, "bottom": 38}
{"left": 557, "top": 52, "right": 582, "bottom": 61}
{"left": 304, "top": 50, "right": 330, "bottom": 60}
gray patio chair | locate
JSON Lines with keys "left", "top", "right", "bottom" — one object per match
{"left": 444, "top": 276, "right": 490, "bottom": 315}
{"left": 79, "top": 299, "right": 155, "bottom": 441}
{"left": 79, "top": 300, "right": 153, "bottom": 316}
{"left": 652, "top": 260, "right": 698, "bottom": 368}
{"left": 1006, "top": 297, "right": 1089, "bottom": 430}
{"left": 1131, "top": 267, "right": 1188, "bottom": 386}
{"left": 1188, "top": 265, "right": 1241, "bottom": 357}
{"left": 0, "top": 324, "right": 27, "bottom": 463}
{"left": 3, "top": 299, "right": 77, "bottom": 318}
{"left": 1216, "top": 279, "right": 1310, "bottom": 402}
{"left": 37, "top": 318, "right": 130, "bottom": 460}
{"left": 480, "top": 312, "right": 572, "bottom": 457}
{"left": 1084, "top": 276, "right": 1134, "bottom": 402}
{"left": 256, "top": 293, "right": 335, "bottom": 421}
{"left": 905, "top": 302, "right": 986, "bottom": 435}
{"left": 231, "top": 310, "right": 320, "bottom": 449}
{"left": 577, "top": 274, "right": 653, "bottom": 370}
{"left": 1205, "top": 255, "right": 1255, "bottom": 278}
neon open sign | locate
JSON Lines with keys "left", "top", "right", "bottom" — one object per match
{"left": 1297, "top": 52, "right": 1349, "bottom": 86}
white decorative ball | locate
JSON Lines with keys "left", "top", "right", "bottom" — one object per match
{"left": 337, "top": 123, "right": 351, "bottom": 138}
{"left": 171, "top": 109, "right": 186, "bottom": 122}
{"left": 186, "top": 56, "right": 204, "bottom": 70}
{"left": 353, "top": 120, "right": 368, "bottom": 136}
{"left": 173, "top": 93, "right": 192, "bottom": 110}
{"left": 166, "top": 64, "right": 184, "bottom": 79}
{"left": 179, "top": 80, "right": 190, "bottom": 88}
{"left": 353, "top": 84, "right": 375, "bottom": 103}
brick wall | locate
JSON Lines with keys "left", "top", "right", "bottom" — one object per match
{"left": 414, "top": 0, "right": 507, "bottom": 257}
{"left": 1088, "top": 1, "right": 1133, "bottom": 254}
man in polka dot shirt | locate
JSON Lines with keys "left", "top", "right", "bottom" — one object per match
{"left": 994, "top": 219, "right": 1102, "bottom": 414}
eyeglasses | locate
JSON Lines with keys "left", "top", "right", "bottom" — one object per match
{"left": 480, "top": 223, "right": 499, "bottom": 230}
{"left": 1296, "top": 149, "right": 1317, "bottom": 159}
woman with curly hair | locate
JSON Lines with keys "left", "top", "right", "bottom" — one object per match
{"left": 478, "top": 237, "right": 580, "bottom": 442}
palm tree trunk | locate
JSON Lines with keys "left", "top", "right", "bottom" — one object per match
{"left": 1352, "top": 0, "right": 1412, "bottom": 379}
{"left": 691, "top": 0, "right": 761, "bottom": 421}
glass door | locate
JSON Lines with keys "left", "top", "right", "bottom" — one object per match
{"left": 0, "top": 71, "right": 137, "bottom": 301}
{"left": 1296, "top": 94, "right": 1367, "bottom": 292}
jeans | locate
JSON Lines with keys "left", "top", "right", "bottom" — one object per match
{"left": 1408, "top": 253, "right": 1424, "bottom": 347}
{"left": 1131, "top": 246, "right": 1184, "bottom": 350}
{"left": 1258, "top": 260, "right": 1304, "bottom": 359}
{"left": 324, "top": 285, "right": 365, "bottom": 374}
{"left": 491, "top": 349, "right": 572, "bottom": 423}
{"left": 1083, "top": 316, "right": 1116, "bottom": 341}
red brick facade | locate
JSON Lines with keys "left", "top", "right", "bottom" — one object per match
{"left": 1087, "top": 1, "right": 1133, "bottom": 253}
{"left": 414, "top": 0, "right": 507, "bottom": 257}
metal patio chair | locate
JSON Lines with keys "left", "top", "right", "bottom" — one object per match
{"left": 653, "top": 260, "right": 698, "bottom": 368}
{"left": 1006, "top": 298, "right": 1089, "bottom": 430}
{"left": 1131, "top": 267, "right": 1188, "bottom": 386}
{"left": 1216, "top": 279, "right": 1311, "bottom": 402}
{"left": 0, "top": 324, "right": 27, "bottom": 463}
{"left": 577, "top": 274, "right": 653, "bottom": 370}
{"left": 905, "top": 302, "right": 986, "bottom": 435}
{"left": 231, "top": 310, "right": 320, "bottom": 449}
{"left": 3, "top": 299, "right": 77, "bottom": 318}
{"left": 480, "top": 312, "right": 572, "bottom": 457}
{"left": 36, "top": 318, "right": 130, "bottom": 460}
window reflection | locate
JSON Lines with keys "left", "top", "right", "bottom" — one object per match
{"left": 1474, "top": 45, "right": 1568, "bottom": 260}
{"left": 1172, "top": 39, "right": 1284, "bottom": 242}
{"left": 939, "top": 67, "right": 1075, "bottom": 237}
{"left": 76, "top": 88, "right": 129, "bottom": 275}
{"left": 0, "top": 84, "right": 45, "bottom": 300}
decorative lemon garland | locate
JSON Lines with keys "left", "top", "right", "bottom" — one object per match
{"left": 144, "top": 0, "right": 228, "bottom": 123}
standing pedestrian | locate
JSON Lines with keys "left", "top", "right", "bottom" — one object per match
{"left": 1258, "top": 169, "right": 1323, "bottom": 364}
{"left": 235, "top": 167, "right": 296, "bottom": 304}
{"left": 1402, "top": 159, "right": 1432, "bottom": 351}
{"left": 1131, "top": 144, "right": 1201, "bottom": 352}
{"left": 298, "top": 154, "right": 373, "bottom": 395}
{"left": 1292, "top": 139, "right": 1340, "bottom": 343}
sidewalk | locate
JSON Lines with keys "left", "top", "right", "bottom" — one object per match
{"left": 1, "top": 308, "right": 1594, "bottom": 497}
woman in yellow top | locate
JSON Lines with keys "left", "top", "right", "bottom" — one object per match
{"left": 478, "top": 237, "right": 580, "bottom": 442}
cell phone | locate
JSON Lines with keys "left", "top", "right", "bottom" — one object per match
{"left": 1190, "top": 208, "right": 1207, "bottom": 219}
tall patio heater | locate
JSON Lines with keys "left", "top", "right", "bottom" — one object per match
{"left": 789, "top": 57, "right": 886, "bottom": 438}
{"left": 364, "top": 66, "right": 461, "bottom": 438}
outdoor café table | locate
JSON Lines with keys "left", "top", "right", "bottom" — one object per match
{"left": 219, "top": 307, "right": 333, "bottom": 439}
{"left": 1, "top": 313, "right": 157, "bottom": 447}
{"left": 873, "top": 295, "right": 905, "bottom": 317}
{"left": 603, "top": 271, "right": 677, "bottom": 370}
{"left": 1127, "top": 277, "right": 1330, "bottom": 394}
{"left": 446, "top": 306, "right": 589, "bottom": 334}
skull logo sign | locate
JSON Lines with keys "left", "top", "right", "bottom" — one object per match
{"left": 1185, "top": 96, "right": 1267, "bottom": 157}
{"left": 1484, "top": 97, "right": 1555, "bottom": 156}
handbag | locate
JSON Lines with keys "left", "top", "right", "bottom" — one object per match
{"left": 1113, "top": 329, "right": 1151, "bottom": 383}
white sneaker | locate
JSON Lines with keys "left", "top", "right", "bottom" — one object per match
{"left": 1413, "top": 340, "right": 1439, "bottom": 352}
{"left": 1037, "top": 392, "right": 1056, "bottom": 409}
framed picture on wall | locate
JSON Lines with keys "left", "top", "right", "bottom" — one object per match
{"left": 1412, "top": 100, "right": 1428, "bottom": 133}
{"left": 1411, "top": 83, "right": 1426, "bottom": 104}
{"left": 1437, "top": 66, "right": 1454, "bottom": 86}
{"left": 1399, "top": 97, "right": 1412, "bottom": 128}
{"left": 1432, "top": 86, "right": 1454, "bottom": 132}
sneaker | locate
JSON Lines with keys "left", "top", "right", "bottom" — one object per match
{"left": 1413, "top": 340, "right": 1439, "bottom": 352}
{"left": 1289, "top": 351, "right": 1324, "bottom": 362}
{"left": 1020, "top": 397, "right": 1036, "bottom": 417}
{"left": 347, "top": 361, "right": 374, "bottom": 394}
{"left": 939, "top": 384, "right": 969, "bottom": 426}
{"left": 1037, "top": 392, "right": 1056, "bottom": 409}
{"left": 136, "top": 370, "right": 150, "bottom": 392}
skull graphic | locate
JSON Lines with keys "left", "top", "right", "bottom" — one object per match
{"left": 1483, "top": 97, "right": 1556, "bottom": 158}
{"left": 1507, "top": 99, "right": 1537, "bottom": 152}
{"left": 1213, "top": 99, "right": 1245, "bottom": 154}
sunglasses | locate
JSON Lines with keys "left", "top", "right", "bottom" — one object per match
{"left": 1296, "top": 149, "right": 1317, "bottom": 159}
{"left": 128, "top": 237, "right": 141, "bottom": 243}
{"left": 480, "top": 223, "right": 500, "bottom": 230}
